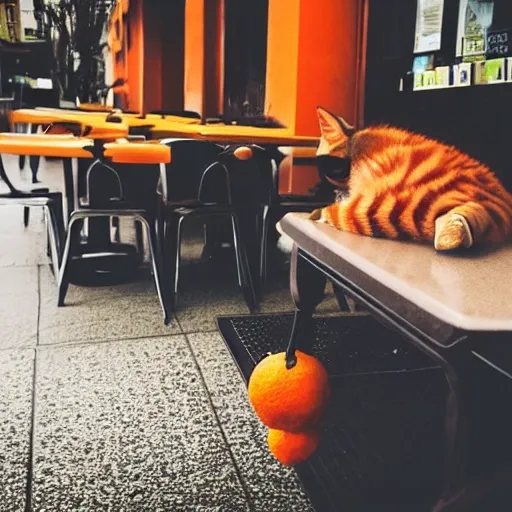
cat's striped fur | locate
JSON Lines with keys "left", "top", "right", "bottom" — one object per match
{"left": 312, "top": 107, "right": 512, "bottom": 251}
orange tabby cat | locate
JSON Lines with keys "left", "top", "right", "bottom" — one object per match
{"left": 311, "top": 107, "right": 512, "bottom": 251}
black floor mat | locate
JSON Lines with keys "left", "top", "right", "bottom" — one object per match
{"left": 217, "top": 313, "right": 448, "bottom": 512}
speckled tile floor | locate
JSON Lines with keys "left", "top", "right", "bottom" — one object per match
{"left": 0, "top": 156, "right": 357, "bottom": 512}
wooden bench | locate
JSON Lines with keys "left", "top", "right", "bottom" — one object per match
{"left": 278, "top": 212, "right": 512, "bottom": 511}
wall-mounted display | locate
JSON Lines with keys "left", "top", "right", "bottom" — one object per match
{"left": 414, "top": 0, "right": 445, "bottom": 53}
{"left": 435, "top": 66, "right": 450, "bottom": 85}
{"left": 473, "top": 60, "right": 488, "bottom": 83}
{"left": 413, "top": 54, "right": 435, "bottom": 73}
{"left": 455, "top": 62, "right": 472, "bottom": 85}
{"left": 486, "top": 28, "right": 512, "bottom": 58}
{"left": 456, "top": 0, "right": 495, "bottom": 58}
{"left": 485, "top": 57, "right": 505, "bottom": 82}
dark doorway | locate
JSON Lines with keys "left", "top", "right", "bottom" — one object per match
{"left": 223, "top": 0, "right": 269, "bottom": 119}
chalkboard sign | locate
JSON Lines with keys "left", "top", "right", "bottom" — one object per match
{"left": 486, "top": 29, "right": 512, "bottom": 58}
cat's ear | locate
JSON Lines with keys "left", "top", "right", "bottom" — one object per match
{"left": 316, "top": 107, "right": 355, "bottom": 157}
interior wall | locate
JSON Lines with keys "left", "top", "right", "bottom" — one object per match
{"left": 142, "top": 0, "right": 185, "bottom": 113}
{"left": 125, "top": 0, "right": 143, "bottom": 112}
{"left": 203, "top": 0, "right": 224, "bottom": 117}
{"left": 183, "top": 0, "right": 205, "bottom": 115}
{"left": 295, "top": 0, "right": 360, "bottom": 134}
{"left": 142, "top": 0, "right": 162, "bottom": 112}
{"left": 264, "top": 0, "right": 300, "bottom": 129}
{"left": 161, "top": 0, "right": 186, "bottom": 111}
{"left": 265, "top": 0, "right": 362, "bottom": 194}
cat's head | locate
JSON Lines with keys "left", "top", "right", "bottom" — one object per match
{"left": 315, "top": 106, "right": 356, "bottom": 188}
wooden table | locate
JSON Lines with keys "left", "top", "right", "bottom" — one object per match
{"left": 153, "top": 123, "right": 320, "bottom": 147}
{"left": 278, "top": 212, "right": 512, "bottom": 511}
{"left": 10, "top": 109, "right": 130, "bottom": 138}
{"left": 11, "top": 108, "right": 201, "bottom": 130}
{"left": 10, "top": 108, "right": 320, "bottom": 149}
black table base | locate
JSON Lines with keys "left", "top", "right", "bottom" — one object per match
{"left": 66, "top": 241, "right": 143, "bottom": 286}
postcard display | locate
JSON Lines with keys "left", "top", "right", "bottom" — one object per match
{"left": 408, "top": 0, "right": 512, "bottom": 91}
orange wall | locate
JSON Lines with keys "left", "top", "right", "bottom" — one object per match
{"left": 264, "top": 0, "right": 300, "bottom": 130}
{"left": 109, "top": 0, "right": 186, "bottom": 113}
{"left": 203, "top": 0, "right": 224, "bottom": 117}
{"left": 266, "top": 0, "right": 360, "bottom": 134}
{"left": 265, "top": 0, "right": 362, "bottom": 194}
{"left": 183, "top": 0, "right": 223, "bottom": 117}
{"left": 161, "top": 0, "right": 186, "bottom": 111}
{"left": 295, "top": 0, "right": 360, "bottom": 134}
{"left": 125, "top": 0, "right": 143, "bottom": 112}
{"left": 141, "top": 0, "right": 185, "bottom": 112}
{"left": 142, "top": 0, "right": 162, "bottom": 112}
{"left": 184, "top": 0, "right": 205, "bottom": 115}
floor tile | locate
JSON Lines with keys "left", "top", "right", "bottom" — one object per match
{"left": 174, "top": 261, "right": 250, "bottom": 332}
{"left": 0, "top": 349, "right": 34, "bottom": 511}
{"left": 176, "top": 266, "right": 344, "bottom": 333}
{"left": 177, "top": 301, "right": 249, "bottom": 334}
{"left": 0, "top": 266, "right": 39, "bottom": 350}
{"left": 38, "top": 266, "right": 181, "bottom": 346}
{"left": 188, "top": 331, "right": 314, "bottom": 512}
{"left": 32, "top": 336, "right": 248, "bottom": 510}
{"left": 259, "top": 275, "right": 342, "bottom": 316}
{"left": 0, "top": 205, "right": 49, "bottom": 268}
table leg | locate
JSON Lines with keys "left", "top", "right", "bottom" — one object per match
{"left": 433, "top": 346, "right": 512, "bottom": 511}
{"left": 284, "top": 246, "right": 327, "bottom": 365}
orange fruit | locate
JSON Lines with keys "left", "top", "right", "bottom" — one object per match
{"left": 267, "top": 428, "right": 320, "bottom": 466}
{"left": 248, "top": 351, "right": 330, "bottom": 432}
{"left": 233, "top": 146, "right": 253, "bottom": 160}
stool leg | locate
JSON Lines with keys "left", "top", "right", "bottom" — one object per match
{"left": 44, "top": 205, "right": 61, "bottom": 281}
{"left": 29, "top": 124, "right": 40, "bottom": 183}
{"left": 231, "top": 213, "right": 258, "bottom": 313}
{"left": 140, "top": 215, "right": 172, "bottom": 326}
{"left": 23, "top": 207, "right": 30, "bottom": 227}
{"left": 135, "top": 220, "right": 144, "bottom": 255}
{"left": 30, "top": 155, "right": 41, "bottom": 184}
{"left": 173, "top": 216, "right": 185, "bottom": 308}
{"left": 58, "top": 216, "right": 82, "bottom": 306}
{"left": 259, "top": 205, "right": 269, "bottom": 285}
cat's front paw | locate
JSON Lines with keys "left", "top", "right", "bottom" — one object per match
{"left": 309, "top": 208, "right": 324, "bottom": 221}
{"left": 434, "top": 213, "right": 474, "bottom": 251}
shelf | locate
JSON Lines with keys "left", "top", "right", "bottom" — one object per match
{"left": 409, "top": 80, "right": 511, "bottom": 91}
